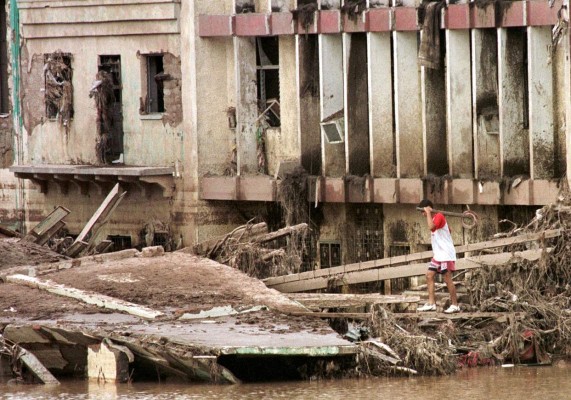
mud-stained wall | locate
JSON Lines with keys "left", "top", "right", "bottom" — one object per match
{"left": 423, "top": 58, "right": 447, "bottom": 176}
{"left": 23, "top": 181, "right": 172, "bottom": 248}
{"left": 162, "top": 53, "right": 183, "bottom": 127}
{"left": 473, "top": 29, "right": 500, "bottom": 180}
{"left": 0, "top": 115, "right": 11, "bottom": 167}
{"left": 499, "top": 28, "right": 529, "bottom": 177}
{"left": 0, "top": 170, "right": 20, "bottom": 230}
{"left": 21, "top": 33, "right": 182, "bottom": 166}
{"left": 552, "top": 35, "right": 567, "bottom": 178}
{"left": 383, "top": 203, "right": 465, "bottom": 255}
{"left": 299, "top": 35, "right": 321, "bottom": 175}
{"left": 265, "top": 36, "right": 301, "bottom": 177}
{"left": 346, "top": 33, "right": 369, "bottom": 176}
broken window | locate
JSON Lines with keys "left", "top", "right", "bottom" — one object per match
{"left": 44, "top": 52, "right": 73, "bottom": 126}
{"left": 256, "top": 37, "right": 280, "bottom": 127}
{"left": 141, "top": 54, "right": 165, "bottom": 114}
{"left": 320, "top": 241, "right": 341, "bottom": 268}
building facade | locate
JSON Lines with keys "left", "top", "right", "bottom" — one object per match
{"left": 1, "top": 0, "right": 570, "bottom": 271}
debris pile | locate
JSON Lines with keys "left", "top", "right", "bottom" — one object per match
{"left": 351, "top": 195, "right": 571, "bottom": 376}
{"left": 193, "top": 220, "right": 308, "bottom": 279}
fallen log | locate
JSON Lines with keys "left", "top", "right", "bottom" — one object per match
{"left": 192, "top": 222, "right": 268, "bottom": 257}
{"left": 254, "top": 223, "right": 308, "bottom": 244}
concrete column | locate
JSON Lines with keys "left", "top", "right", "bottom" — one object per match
{"left": 234, "top": 37, "right": 259, "bottom": 175}
{"left": 472, "top": 29, "right": 500, "bottom": 180}
{"left": 368, "top": 32, "right": 395, "bottom": 178}
{"left": 528, "top": 26, "right": 555, "bottom": 179}
{"left": 498, "top": 28, "right": 529, "bottom": 177}
{"left": 344, "top": 33, "right": 370, "bottom": 175}
{"left": 298, "top": 35, "right": 322, "bottom": 174}
{"left": 446, "top": 29, "right": 473, "bottom": 178}
{"left": 87, "top": 341, "right": 132, "bottom": 382}
{"left": 319, "top": 33, "right": 346, "bottom": 177}
{"left": 393, "top": 31, "right": 423, "bottom": 178}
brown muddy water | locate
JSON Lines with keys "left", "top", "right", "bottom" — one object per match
{"left": 1, "top": 364, "right": 571, "bottom": 399}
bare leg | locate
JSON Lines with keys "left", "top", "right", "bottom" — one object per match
{"left": 443, "top": 270, "right": 458, "bottom": 305}
{"left": 426, "top": 270, "right": 436, "bottom": 304}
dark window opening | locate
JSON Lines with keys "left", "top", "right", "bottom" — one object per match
{"left": 256, "top": 37, "right": 280, "bottom": 127}
{"left": 145, "top": 55, "right": 165, "bottom": 113}
{"left": 107, "top": 235, "right": 132, "bottom": 251}
{"left": 0, "top": 0, "right": 8, "bottom": 114}
{"left": 320, "top": 242, "right": 341, "bottom": 268}
{"left": 97, "top": 55, "right": 123, "bottom": 163}
{"left": 152, "top": 231, "right": 169, "bottom": 248}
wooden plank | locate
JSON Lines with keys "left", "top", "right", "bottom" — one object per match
{"left": 287, "top": 311, "right": 372, "bottom": 319}
{"left": 393, "top": 311, "right": 526, "bottom": 320}
{"left": 22, "top": 206, "right": 70, "bottom": 244}
{"left": 0, "top": 225, "right": 22, "bottom": 238}
{"left": 17, "top": 348, "right": 60, "bottom": 385}
{"left": 36, "top": 221, "right": 65, "bottom": 246}
{"left": 270, "top": 249, "right": 547, "bottom": 292}
{"left": 263, "top": 229, "right": 560, "bottom": 287}
{"left": 6, "top": 274, "right": 164, "bottom": 320}
{"left": 66, "top": 183, "right": 126, "bottom": 257}
{"left": 286, "top": 293, "right": 420, "bottom": 308}
{"left": 94, "top": 240, "right": 113, "bottom": 254}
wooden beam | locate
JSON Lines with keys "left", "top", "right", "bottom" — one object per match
{"left": 286, "top": 293, "right": 420, "bottom": 309}
{"left": 264, "top": 229, "right": 560, "bottom": 287}
{"left": 287, "top": 311, "right": 372, "bottom": 319}
{"left": 6, "top": 274, "right": 164, "bottom": 320}
{"left": 21, "top": 206, "right": 70, "bottom": 244}
{"left": 65, "top": 183, "right": 126, "bottom": 257}
{"left": 269, "top": 249, "right": 547, "bottom": 292}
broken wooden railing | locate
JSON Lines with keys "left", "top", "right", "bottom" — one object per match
{"left": 264, "top": 229, "right": 560, "bottom": 293}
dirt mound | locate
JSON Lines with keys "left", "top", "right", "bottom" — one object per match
{"left": 0, "top": 238, "right": 68, "bottom": 270}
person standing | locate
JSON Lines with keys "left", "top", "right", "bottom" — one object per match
{"left": 416, "top": 199, "right": 461, "bottom": 313}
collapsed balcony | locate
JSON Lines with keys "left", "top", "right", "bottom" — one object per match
{"left": 10, "top": 165, "right": 175, "bottom": 198}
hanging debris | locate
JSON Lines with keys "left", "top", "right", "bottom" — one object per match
{"left": 89, "top": 70, "right": 116, "bottom": 164}
{"left": 277, "top": 166, "right": 309, "bottom": 227}
{"left": 341, "top": 0, "right": 367, "bottom": 21}
{"left": 292, "top": 3, "right": 318, "bottom": 33}
{"left": 44, "top": 51, "right": 74, "bottom": 130}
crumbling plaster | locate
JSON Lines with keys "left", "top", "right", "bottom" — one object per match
{"left": 20, "top": 35, "right": 181, "bottom": 167}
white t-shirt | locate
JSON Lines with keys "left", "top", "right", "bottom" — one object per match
{"left": 431, "top": 213, "right": 456, "bottom": 262}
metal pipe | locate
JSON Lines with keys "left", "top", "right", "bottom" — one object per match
{"left": 416, "top": 207, "right": 479, "bottom": 230}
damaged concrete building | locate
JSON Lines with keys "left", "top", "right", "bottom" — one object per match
{"left": 1, "top": 0, "right": 571, "bottom": 279}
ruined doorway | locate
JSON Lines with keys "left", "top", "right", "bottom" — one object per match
{"left": 98, "top": 55, "right": 123, "bottom": 163}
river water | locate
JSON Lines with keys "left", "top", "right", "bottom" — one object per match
{"left": 1, "top": 364, "right": 570, "bottom": 399}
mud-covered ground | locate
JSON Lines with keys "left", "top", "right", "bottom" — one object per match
{"left": 0, "top": 239, "right": 332, "bottom": 336}
{"left": 0, "top": 237, "right": 68, "bottom": 268}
